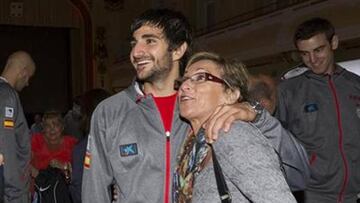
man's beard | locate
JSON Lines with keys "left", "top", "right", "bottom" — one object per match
{"left": 138, "top": 53, "right": 173, "bottom": 83}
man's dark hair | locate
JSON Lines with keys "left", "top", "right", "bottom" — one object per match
{"left": 293, "top": 17, "right": 335, "bottom": 46}
{"left": 130, "top": 9, "right": 193, "bottom": 75}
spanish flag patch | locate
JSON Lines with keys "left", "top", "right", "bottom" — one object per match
{"left": 84, "top": 152, "right": 91, "bottom": 169}
{"left": 3, "top": 119, "right": 14, "bottom": 128}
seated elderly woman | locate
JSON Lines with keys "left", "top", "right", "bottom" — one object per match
{"left": 173, "top": 52, "right": 296, "bottom": 203}
{"left": 31, "top": 111, "right": 78, "bottom": 179}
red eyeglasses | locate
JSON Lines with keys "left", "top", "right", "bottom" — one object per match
{"left": 174, "top": 72, "right": 232, "bottom": 90}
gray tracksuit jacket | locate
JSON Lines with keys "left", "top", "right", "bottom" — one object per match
{"left": 192, "top": 121, "right": 296, "bottom": 203}
{"left": 82, "top": 81, "right": 309, "bottom": 203}
{"left": 276, "top": 66, "right": 360, "bottom": 203}
{"left": 0, "top": 78, "right": 30, "bottom": 203}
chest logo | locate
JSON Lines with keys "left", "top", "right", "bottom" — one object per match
{"left": 304, "top": 103, "right": 319, "bottom": 113}
{"left": 304, "top": 103, "right": 318, "bottom": 113}
{"left": 119, "top": 143, "right": 138, "bottom": 157}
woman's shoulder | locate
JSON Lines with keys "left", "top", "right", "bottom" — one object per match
{"left": 215, "top": 121, "right": 271, "bottom": 152}
{"left": 221, "top": 121, "right": 263, "bottom": 140}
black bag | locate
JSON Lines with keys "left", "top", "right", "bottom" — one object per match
{"left": 34, "top": 167, "right": 72, "bottom": 203}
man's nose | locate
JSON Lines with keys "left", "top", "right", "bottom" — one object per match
{"left": 131, "top": 43, "right": 146, "bottom": 58}
{"left": 309, "top": 52, "right": 317, "bottom": 64}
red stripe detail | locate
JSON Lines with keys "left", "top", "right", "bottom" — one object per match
{"left": 309, "top": 152, "right": 317, "bottom": 165}
{"left": 328, "top": 77, "right": 349, "bottom": 203}
{"left": 164, "top": 137, "right": 171, "bottom": 203}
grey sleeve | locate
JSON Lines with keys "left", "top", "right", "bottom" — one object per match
{"left": 257, "top": 85, "right": 310, "bottom": 191}
{"left": 275, "top": 85, "right": 290, "bottom": 128}
{"left": 252, "top": 109, "right": 310, "bottom": 191}
{"left": 81, "top": 106, "right": 114, "bottom": 202}
{"left": 214, "top": 124, "right": 296, "bottom": 203}
{"left": 0, "top": 87, "right": 30, "bottom": 202}
{"left": 0, "top": 88, "right": 15, "bottom": 156}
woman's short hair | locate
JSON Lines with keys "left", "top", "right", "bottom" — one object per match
{"left": 42, "top": 111, "right": 64, "bottom": 126}
{"left": 186, "top": 52, "right": 249, "bottom": 102}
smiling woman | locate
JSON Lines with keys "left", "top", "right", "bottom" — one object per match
{"left": 31, "top": 111, "right": 78, "bottom": 178}
{"left": 177, "top": 52, "right": 248, "bottom": 134}
{"left": 173, "top": 52, "right": 296, "bottom": 203}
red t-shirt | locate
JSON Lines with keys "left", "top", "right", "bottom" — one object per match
{"left": 31, "top": 133, "right": 78, "bottom": 170}
{"left": 153, "top": 93, "right": 177, "bottom": 132}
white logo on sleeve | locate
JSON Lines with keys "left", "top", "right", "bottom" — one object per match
{"left": 5, "top": 107, "right": 14, "bottom": 118}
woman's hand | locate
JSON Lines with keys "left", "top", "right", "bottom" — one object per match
{"left": 49, "top": 159, "right": 65, "bottom": 169}
{"left": 49, "top": 160, "right": 72, "bottom": 183}
{"left": 111, "top": 184, "right": 119, "bottom": 202}
{"left": 204, "top": 102, "right": 257, "bottom": 143}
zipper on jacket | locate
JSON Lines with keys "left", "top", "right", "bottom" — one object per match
{"left": 328, "top": 76, "right": 349, "bottom": 203}
{"left": 164, "top": 131, "right": 171, "bottom": 203}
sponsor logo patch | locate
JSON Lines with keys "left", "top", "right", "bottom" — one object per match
{"left": 3, "top": 119, "right": 14, "bottom": 128}
{"left": 119, "top": 143, "right": 138, "bottom": 157}
{"left": 5, "top": 107, "right": 14, "bottom": 118}
{"left": 304, "top": 103, "right": 318, "bottom": 113}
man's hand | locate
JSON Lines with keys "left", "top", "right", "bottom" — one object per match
{"left": 204, "top": 102, "right": 256, "bottom": 143}
{"left": 0, "top": 154, "right": 4, "bottom": 166}
{"left": 49, "top": 159, "right": 65, "bottom": 169}
{"left": 111, "top": 184, "right": 119, "bottom": 202}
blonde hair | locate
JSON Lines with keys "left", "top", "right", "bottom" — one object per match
{"left": 186, "top": 52, "right": 249, "bottom": 101}
{"left": 42, "top": 111, "right": 64, "bottom": 126}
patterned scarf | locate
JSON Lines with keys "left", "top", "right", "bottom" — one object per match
{"left": 173, "top": 128, "right": 211, "bottom": 203}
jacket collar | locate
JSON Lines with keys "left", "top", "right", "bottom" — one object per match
{"left": 304, "top": 64, "right": 345, "bottom": 80}
{"left": 0, "top": 76, "right": 9, "bottom": 83}
{"left": 123, "top": 78, "right": 144, "bottom": 102}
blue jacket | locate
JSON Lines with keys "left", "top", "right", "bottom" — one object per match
{"left": 69, "top": 137, "right": 88, "bottom": 203}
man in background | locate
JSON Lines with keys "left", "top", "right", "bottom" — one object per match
{"left": 0, "top": 51, "right": 36, "bottom": 202}
{"left": 276, "top": 17, "right": 360, "bottom": 202}
{"left": 248, "top": 74, "right": 277, "bottom": 114}
{"left": 30, "top": 113, "right": 43, "bottom": 134}
{"left": 64, "top": 96, "right": 85, "bottom": 140}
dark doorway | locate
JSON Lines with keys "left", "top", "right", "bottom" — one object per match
{"left": 0, "top": 25, "right": 71, "bottom": 117}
